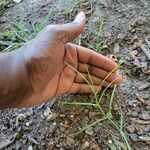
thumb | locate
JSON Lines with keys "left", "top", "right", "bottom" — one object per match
{"left": 55, "top": 12, "right": 86, "bottom": 43}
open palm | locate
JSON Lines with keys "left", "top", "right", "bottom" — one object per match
{"left": 17, "top": 12, "right": 122, "bottom": 107}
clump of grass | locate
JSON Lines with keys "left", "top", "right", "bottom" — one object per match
{"left": 84, "top": 20, "right": 108, "bottom": 52}
{"left": 0, "top": 0, "right": 7, "bottom": 16}
{"left": 0, "top": 9, "right": 55, "bottom": 52}
{"left": 60, "top": 61, "right": 131, "bottom": 150}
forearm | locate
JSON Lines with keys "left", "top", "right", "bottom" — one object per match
{"left": 0, "top": 49, "right": 31, "bottom": 108}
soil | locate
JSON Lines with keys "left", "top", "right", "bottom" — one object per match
{"left": 0, "top": 0, "right": 150, "bottom": 150}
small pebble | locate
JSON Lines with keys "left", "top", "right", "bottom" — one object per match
{"left": 90, "top": 144, "right": 100, "bottom": 150}
{"left": 85, "top": 127, "right": 94, "bottom": 135}
{"left": 70, "top": 115, "right": 74, "bottom": 118}
{"left": 17, "top": 113, "right": 27, "bottom": 121}
{"left": 46, "top": 112, "right": 59, "bottom": 121}
{"left": 139, "top": 111, "right": 150, "bottom": 120}
{"left": 82, "top": 141, "right": 90, "bottom": 149}
{"left": 128, "top": 100, "right": 138, "bottom": 107}
{"left": 126, "top": 125, "right": 135, "bottom": 133}
{"left": 93, "top": 126, "right": 99, "bottom": 133}
{"left": 131, "top": 111, "right": 138, "bottom": 117}
{"left": 129, "top": 133, "right": 138, "bottom": 142}
{"left": 113, "top": 43, "right": 120, "bottom": 54}
{"left": 48, "top": 142, "right": 55, "bottom": 149}
{"left": 139, "top": 136, "right": 150, "bottom": 142}
{"left": 66, "top": 137, "right": 75, "bottom": 145}
{"left": 60, "top": 114, "right": 66, "bottom": 118}
{"left": 28, "top": 136, "right": 38, "bottom": 145}
{"left": 137, "top": 130, "right": 143, "bottom": 135}
{"left": 84, "top": 109, "right": 89, "bottom": 113}
{"left": 60, "top": 126, "right": 66, "bottom": 132}
{"left": 13, "top": 0, "right": 22, "bottom": 3}
{"left": 28, "top": 145, "right": 33, "bottom": 150}
{"left": 49, "top": 122, "right": 57, "bottom": 133}
{"left": 0, "top": 17, "right": 7, "bottom": 23}
{"left": 138, "top": 83, "right": 150, "bottom": 91}
{"left": 44, "top": 107, "right": 51, "bottom": 117}
{"left": 26, "top": 122, "right": 30, "bottom": 127}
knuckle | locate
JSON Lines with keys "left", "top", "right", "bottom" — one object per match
{"left": 44, "top": 25, "right": 57, "bottom": 34}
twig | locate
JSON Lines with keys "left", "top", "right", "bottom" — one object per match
{"left": 140, "top": 44, "right": 150, "bottom": 60}
{"left": 0, "top": 133, "right": 18, "bottom": 149}
{"left": 145, "top": 37, "right": 150, "bottom": 48}
{"left": 132, "top": 118, "right": 150, "bottom": 125}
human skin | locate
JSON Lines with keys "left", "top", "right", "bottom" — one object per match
{"left": 0, "top": 12, "right": 123, "bottom": 108}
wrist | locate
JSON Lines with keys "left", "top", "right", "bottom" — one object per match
{"left": 0, "top": 49, "right": 31, "bottom": 108}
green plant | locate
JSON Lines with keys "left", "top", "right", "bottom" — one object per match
{"left": 83, "top": 20, "right": 108, "bottom": 52}
{"left": 0, "top": 9, "right": 54, "bottom": 52}
{"left": 60, "top": 61, "right": 131, "bottom": 150}
{"left": 0, "top": 0, "right": 6, "bottom": 16}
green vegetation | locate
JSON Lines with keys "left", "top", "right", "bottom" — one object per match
{"left": 60, "top": 61, "right": 131, "bottom": 150}
{"left": 84, "top": 20, "right": 108, "bottom": 52}
{"left": 0, "top": 0, "right": 6, "bottom": 16}
{"left": 0, "top": 9, "right": 55, "bottom": 52}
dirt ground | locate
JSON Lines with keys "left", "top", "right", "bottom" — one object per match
{"left": 0, "top": 0, "right": 150, "bottom": 149}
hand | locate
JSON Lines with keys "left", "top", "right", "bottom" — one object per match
{"left": 16, "top": 12, "right": 122, "bottom": 107}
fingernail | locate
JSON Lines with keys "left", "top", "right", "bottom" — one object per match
{"left": 74, "top": 12, "right": 85, "bottom": 23}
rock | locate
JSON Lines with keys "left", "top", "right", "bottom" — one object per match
{"left": 48, "top": 141, "right": 55, "bottom": 149}
{"left": 144, "top": 127, "right": 150, "bottom": 132}
{"left": 85, "top": 127, "right": 94, "bottom": 135}
{"left": 13, "top": 0, "right": 22, "bottom": 3}
{"left": 82, "top": 141, "right": 90, "bottom": 149}
{"left": 146, "top": 105, "right": 150, "bottom": 110}
{"left": 28, "top": 136, "right": 38, "bottom": 145}
{"left": 60, "top": 114, "right": 66, "bottom": 118}
{"left": 128, "top": 100, "right": 138, "bottom": 107}
{"left": 26, "top": 122, "right": 30, "bottom": 127}
{"left": 131, "top": 111, "right": 138, "bottom": 117}
{"left": 49, "top": 122, "right": 57, "bottom": 134}
{"left": 129, "top": 133, "right": 139, "bottom": 142}
{"left": 28, "top": 145, "right": 33, "bottom": 150}
{"left": 0, "top": 16, "right": 7, "bottom": 23}
{"left": 113, "top": 43, "right": 120, "bottom": 54}
{"left": 70, "top": 115, "right": 74, "bottom": 118}
{"left": 15, "top": 142, "right": 21, "bottom": 150}
{"left": 44, "top": 107, "right": 51, "bottom": 117}
{"left": 135, "top": 92, "right": 145, "bottom": 103}
{"left": 132, "top": 118, "right": 150, "bottom": 124}
{"left": 139, "top": 111, "right": 150, "bottom": 120}
{"left": 137, "top": 130, "right": 144, "bottom": 135}
{"left": 138, "top": 83, "right": 150, "bottom": 91}
{"left": 89, "top": 112, "right": 97, "bottom": 119}
{"left": 139, "top": 136, "right": 150, "bottom": 142}
{"left": 84, "top": 109, "right": 89, "bottom": 113}
{"left": 63, "top": 120, "right": 69, "bottom": 128}
{"left": 46, "top": 112, "right": 59, "bottom": 121}
{"left": 126, "top": 125, "right": 135, "bottom": 133}
{"left": 17, "top": 113, "right": 27, "bottom": 121}
{"left": 0, "top": 139, "right": 12, "bottom": 149}
{"left": 90, "top": 144, "right": 100, "bottom": 150}
{"left": 66, "top": 137, "right": 75, "bottom": 145}
{"left": 60, "top": 126, "right": 66, "bottom": 132}
{"left": 94, "top": 126, "right": 99, "bottom": 133}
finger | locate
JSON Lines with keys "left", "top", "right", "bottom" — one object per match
{"left": 67, "top": 43, "right": 118, "bottom": 72}
{"left": 55, "top": 12, "right": 86, "bottom": 43}
{"left": 77, "top": 63, "right": 123, "bottom": 84}
{"left": 69, "top": 83, "right": 101, "bottom": 94}
{"left": 74, "top": 73, "right": 115, "bottom": 88}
